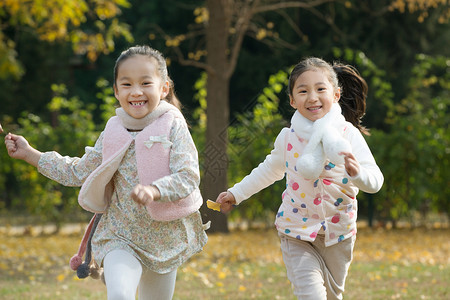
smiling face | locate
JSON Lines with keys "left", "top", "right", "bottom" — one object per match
{"left": 114, "top": 55, "right": 169, "bottom": 119}
{"left": 289, "top": 69, "right": 340, "bottom": 121}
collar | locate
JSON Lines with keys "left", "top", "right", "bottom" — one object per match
{"left": 115, "top": 101, "right": 177, "bottom": 130}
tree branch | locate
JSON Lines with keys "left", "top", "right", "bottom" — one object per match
{"left": 254, "top": 0, "right": 336, "bottom": 14}
{"left": 306, "top": 6, "right": 345, "bottom": 39}
{"left": 173, "top": 46, "right": 215, "bottom": 74}
{"left": 225, "top": 0, "right": 260, "bottom": 78}
{"left": 274, "top": 9, "right": 306, "bottom": 40}
{"left": 246, "top": 22, "right": 300, "bottom": 50}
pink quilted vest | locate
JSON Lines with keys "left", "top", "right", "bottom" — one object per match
{"left": 78, "top": 110, "right": 203, "bottom": 221}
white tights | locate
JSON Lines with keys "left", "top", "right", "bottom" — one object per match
{"left": 103, "top": 249, "right": 177, "bottom": 300}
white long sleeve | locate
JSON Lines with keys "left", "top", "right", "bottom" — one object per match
{"left": 228, "top": 128, "right": 289, "bottom": 204}
{"left": 345, "top": 126, "right": 384, "bottom": 193}
{"left": 228, "top": 125, "right": 384, "bottom": 204}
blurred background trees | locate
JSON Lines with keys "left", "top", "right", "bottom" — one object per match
{"left": 0, "top": 0, "right": 448, "bottom": 231}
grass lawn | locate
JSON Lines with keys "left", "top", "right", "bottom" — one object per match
{"left": 0, "top": 227, "right": 448, "bottom": 299}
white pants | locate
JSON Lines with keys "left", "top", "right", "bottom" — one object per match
{"left": 103, "top": 249, "right": 177, "bottom": 300}
{"left": 279, "top": 234, "right": 355, "bottom": 300}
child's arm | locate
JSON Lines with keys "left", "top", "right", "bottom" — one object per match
{"left": 37, "top": 137, "right": 103, "bottom": 187}
{"left": 4, "top": 133, "right": 42, "bottom": 167}
{"left": 5, "top": 131, "right": 103, "bottom": 187}
{"left": 345, "top": 127, "right": 384, "bottom": 193}
{"left": 214, "top": 127, "right": 288, "bottom": 209}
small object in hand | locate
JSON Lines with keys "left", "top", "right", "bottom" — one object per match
{"left": 206, "top": 199, "right": 221, "bottom": 212}
{"left": 0, "top": 123, "right": 3, "bottom": 134}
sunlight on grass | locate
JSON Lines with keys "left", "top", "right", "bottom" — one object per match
{"left": 0, "top": 227, "right": 449, "bottom": 299}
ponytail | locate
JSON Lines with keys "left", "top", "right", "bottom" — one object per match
{"left": 333, "top": 64, "right": 370, "bottom": 135}
{"left": 165, "top": 77, "right": 182, "bottom": 110}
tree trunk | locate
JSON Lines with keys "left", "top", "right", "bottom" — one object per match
{"left": 200, "top": 0, "right": 231, "bottom": 232}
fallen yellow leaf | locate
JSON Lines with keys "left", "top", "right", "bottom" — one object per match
{"left": 56, "top": 273, "right": 65, "bottom": 282}
{"left": 206, "top": 200, "right": 221, "bottom": 212}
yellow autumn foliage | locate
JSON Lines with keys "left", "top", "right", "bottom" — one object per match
{"left": 389, "top": 0, "right": 449, "bottom": 23}
{"left": 0, "top": 226, "right": 448, "bottom": 284}
{"left": 1, "top": 0, "right": 133, "bottom": 63}
{"left": 0, "top": 225, "right": 449, "bottom": 299}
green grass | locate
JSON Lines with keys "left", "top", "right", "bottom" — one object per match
{"left": 345, "top": 263, "right": 449, "bottom": 300}
{"left": 1, "top": 262, "right": 448, "bottom": 299}
{"left": 1, "top": 228, "right": 449, "bottom": 299}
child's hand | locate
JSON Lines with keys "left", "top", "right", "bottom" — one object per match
{"left": 131, "top": 184, "right": 161, "bottom": 206}
{"left": 4, "top": 133, "right": 41, "bottom": 166}
{"left": 339, "top": 151, "right": 360, "bottom": 177}
{"left": 216, "top": 191, "right": 236, "bottom": 213}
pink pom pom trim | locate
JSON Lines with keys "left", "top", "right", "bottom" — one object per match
{"left": 69, "top": 215, "right": 98, "bottom": 271}
{"left": 70, "top": 254, "right": 83, "bottom": 270}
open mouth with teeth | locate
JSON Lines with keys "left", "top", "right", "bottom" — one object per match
{"left": 307, "top": 106, "right": 322, "bottom": 111}
{"left": 130, "top": 101, "right": 147, "bottom": 107}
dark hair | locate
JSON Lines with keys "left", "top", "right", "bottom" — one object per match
{"left": 114, "top": 45, "right": 181, "bottom": 110}
{"left": 287, "top": 57, "right": 369, "bottom": 135}
{"left": 332, "top": 63, "right": 369, "bottom": 135}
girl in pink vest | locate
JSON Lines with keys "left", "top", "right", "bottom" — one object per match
{"left": 5, "top": 45, "right": 207, "bottom": 299}
{"left": 214, "top": 57, "right": 383, "bottom": 299}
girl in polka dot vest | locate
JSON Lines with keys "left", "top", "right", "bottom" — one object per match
{"left": 215, "top": 57, "right": 383, "bottom": 300}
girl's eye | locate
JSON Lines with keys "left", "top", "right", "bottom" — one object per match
{"left": 142, "top": 82, "right": 153, "bottom": 86}
{"left": 121, "top": 83, "right": 131, "bottom": 87}
{"left": 318, "top": 87, "right": 326, "bottom": 91}
{"left": 299, "top": 90, "right": 307, "bottom": 94}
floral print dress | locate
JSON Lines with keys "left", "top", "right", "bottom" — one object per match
{"left": 38, "top": 117, "right": 207, "bottom": 274}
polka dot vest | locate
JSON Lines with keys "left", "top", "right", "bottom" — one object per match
{"left": 276, "top": 123, "right": 359, "bottom": 247}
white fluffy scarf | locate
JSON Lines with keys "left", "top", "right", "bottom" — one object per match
{"left": 291, "top": 103, "right": 352, "bottom": 179}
